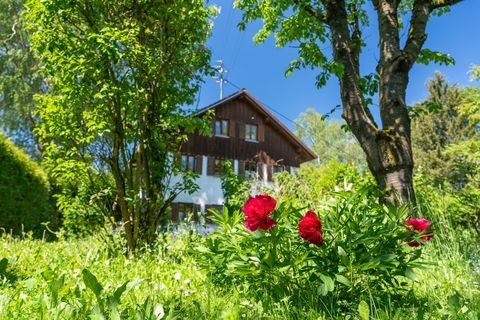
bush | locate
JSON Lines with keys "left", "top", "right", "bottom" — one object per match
{"left": 273, "top": 159, "right": 369, "bottom": 209}
{"left": 0, "top": 133, "right": 55, "bottom": 236}
{"left": 54, "top": 172, "right": 116, "bottom": 238}
{"left": 197, "top": 187, "right": 428, "bottom": 318}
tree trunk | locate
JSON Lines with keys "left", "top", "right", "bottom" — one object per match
{"left": 326, "top": 0, "right": 417, "bottom": 204}
{"left": 294, "top": 0, "right": 464, "bottom": 204}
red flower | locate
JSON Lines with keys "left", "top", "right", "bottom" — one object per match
{"left": 242, "top": 194, "right": 277, "bottom": 231}
{"left": 405, "top": 218, "right": 433, "bottom": 247}
{"left": 299, "top": 211, "right": 323, "bottom": 247}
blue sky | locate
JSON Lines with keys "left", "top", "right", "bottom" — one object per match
{"left": 196, "top": 1, "right": 479, "bottom": 129}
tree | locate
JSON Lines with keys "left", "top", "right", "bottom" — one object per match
{"left": 235, "top": 0, "right": 464, "bottom": 203}
{"left": 25, "top": 0, "right": 216, "bottom": 254}
{"left": 0, "top": 0, "right": 44, "bottom": 157}
{"left": 295, "top": 108, "right": 365, "bottom": 167}
{"left": 411, "top": 72, "right": 477, "bottom": 186}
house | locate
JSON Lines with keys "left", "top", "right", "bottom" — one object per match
{"left": 171, "top": 88, "right": 316, "bottom": 222}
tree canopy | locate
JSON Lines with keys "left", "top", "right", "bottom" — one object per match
{"left": 0, "top": 0, "right": 44, "bottom": 157}
{"left": 295, "top": 108, "right": 365, "bottom": 167}
{"left": 25, "top": 0, "right": 216, "bottom": 254}
{"left": 412, "top": 72, "right": 478, "bottom": 186}
{"left": 235, "top": 0, "right": 464, "bottom": 203}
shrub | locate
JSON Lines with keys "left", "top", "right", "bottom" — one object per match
{"left": 0, "top": 133, "right": 55, "bottom": 236}
{"left": 54, "top": 173, "right": 115, "bottom": 237}
{"left": 197, "top": 187, "right": 428, "bottom": 317}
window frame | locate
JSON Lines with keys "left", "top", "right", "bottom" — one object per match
{"left": 244, "top": 161, "right": 257, "bottom": 180}
{"left": 245, "top": 123, "right": 258, "bottom": 142}
{"left": 215, "top": 119, "right": 229, "bottom": 137}
{"left": 214, "top": 158, "right": 225, "bottom": 176}
{"left": 180, "top": 154, "right": 196, "bottom": 172}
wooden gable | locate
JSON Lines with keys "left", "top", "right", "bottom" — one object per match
{"left": 181, "top": 89, "right": 317, "bottom": 167}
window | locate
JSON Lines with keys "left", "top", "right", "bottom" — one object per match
{"left": 173, "top": 203, "right": 199, "bottom": 222}
{"left": 245, "top": 124, "right": 258, "bottom": 141}
{"left": 214, "top": 159, "right": 225, "bottom": 176}
{"left": 181, "top": 155, "right": 195, "bottom": 171}
{"left": 244, "top": 161, "right": 257, "bottom": 180}
{"left": 215, "top": 119, "right": 229, "bottom": 136}
{"left": 273, "top": 165, "right": 285, "bottom": 174}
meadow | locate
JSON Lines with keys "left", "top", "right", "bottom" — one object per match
{"left": 1, "top": 185, "right": 479, "bottom": 320}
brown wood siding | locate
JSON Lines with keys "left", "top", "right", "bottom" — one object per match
{"left": 229, "top": 120, "right": 236, "bottom": 138}
{"left": 181, "top": 97, "right": 310, "bottom": 167}
{"left": 207, "top": 156, "right": 215, "bottom": 175}
{"left": 238, "top": 160, "right": 245, "bottom": 176}
{"left": 195, "top": 155, "right": 203, "bottom": 174}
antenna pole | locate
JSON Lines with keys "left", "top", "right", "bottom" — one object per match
{"left": 214, "top": 60, "right": 227, "bottom": 100}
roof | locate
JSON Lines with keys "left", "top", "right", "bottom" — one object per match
{"left": 195, "top": 88, "right": 317, "bottom": 162}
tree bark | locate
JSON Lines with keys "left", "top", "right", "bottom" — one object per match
{"left": 317, "top": 0, "right": 451, "bottom": 203}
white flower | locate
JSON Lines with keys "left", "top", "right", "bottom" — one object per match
{"left": 183, "top": 279, "right": 191, "bottom": 285}
{"left": 174, "top": 272, "right": 181, "bottom": 281}
{"left": 241, "top": 314, "right": 246, "bottom": 318}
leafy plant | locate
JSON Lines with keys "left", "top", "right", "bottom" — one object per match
{"left": 198, "top": 187, "right": 427, "bottom": 317}
{"left": 0, "top": 132, "right": 56, "bottom": 237}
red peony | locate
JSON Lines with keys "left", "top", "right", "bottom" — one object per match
{"left": 405, "top": 218, "right": 433, "bottom": 247}
{"left": 242, "top": 194, "right": 277, "bottom": 231}
{"left": 298, "top": 211, "right": 323, "bottom": 247}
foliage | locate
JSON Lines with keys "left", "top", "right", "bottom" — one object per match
{"left": 220, "top": 161, "right": 250, "bottom": 212}
{"left": 274, "top": 159, "right": 368, "bottom": 209}
{"left": 25, "top": 0, "right": 216, "bottom": 253}
{"left": 234, "top": 0, "right": 465, "bottom": 204}
{"left": 0, "top": 185, "right": 479, "bottom": 319}
{"left": 295, "top": 108, "right": 365, "bottom": 168}
{"left": 55, "top": 172, "right": 117, "bottom": 238}
{"left": 0, "top": 0, "right": 44, "bottom": 157}
{"left": 411, "top": 73, "right": 478, "bottom": 187}
{"left": 0, "top": 133, "right": 55, "bottom": 236}
{"left": 412, "top": 72, "right": 479, "bottom": 230}
{"left": 198, "top": 187, "right": 430, "bottom": 318}
{"left": 0, "top": 229, "right": 240, "bottom": 319}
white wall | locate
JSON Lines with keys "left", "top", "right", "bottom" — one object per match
{"left": 173, "top": 156, "right": 299, "bottom": 211}
{"left": 173, "top": 156, "right": 225, "bottom": 209}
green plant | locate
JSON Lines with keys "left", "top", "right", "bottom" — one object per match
{"left": 198, "top": 187, "right": 426, "bottom": 318}
{"left": 220, "top": 161, "right": 250, "bottom": 212}
{"left": 0, "top": 133, "right": 55, "bottom": 236}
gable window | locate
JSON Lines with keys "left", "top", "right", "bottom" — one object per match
{"left": 215, "top": 119, "right": 229, "bottom": 137}
{"left": 181, "top": 155, "right": 196, "bottom": 171}
{"left": 245, "top": 124, "right": 258, "bottom": 141}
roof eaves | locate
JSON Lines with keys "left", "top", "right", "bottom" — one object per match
{"left": 241, "top": 90, "right": 317, "bottom": 161}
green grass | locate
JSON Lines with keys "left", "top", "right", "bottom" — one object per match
{"left": 0, "top": 218, "right": 479, "bottom": 319}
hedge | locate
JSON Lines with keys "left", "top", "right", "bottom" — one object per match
{"left": 0, "top": 133, "right": 54, "bottom": 236}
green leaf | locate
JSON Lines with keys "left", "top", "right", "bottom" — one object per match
{"left": 317, "top": 273, "right": 335, "bottom": 296}
{"left": 82, "top": 268, "right": 103, "bottom": 299}
{"left": 358, "top": 300, "right": 370, "bottom": 320}
{"left": 404, "top": 267, "right": 417, "bottom": 281}
{"left": 154, "top": 304, "right": 165, "bottom": 319}
{"left": 0, "top": 258, "right": 8, "bottom": 275}
{"left": 112, "top": 281, "right": 128, "bottom": 304}
{"left": 335, "top": 274, "right": 351, "bottom": 287}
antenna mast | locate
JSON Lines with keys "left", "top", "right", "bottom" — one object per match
{"left": 213, "top": 60, "right": 227, "bottom": 99}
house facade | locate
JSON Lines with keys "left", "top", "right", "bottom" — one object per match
{"left": 171, "top": 89, "right": 316, "bottom": 221}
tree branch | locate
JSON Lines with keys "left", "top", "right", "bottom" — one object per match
{"left": 374, "top": 0, "right": 401, "bottom": 66}
{"left": 292, "top": 0, "right": 328, "bottom": 23}
{"left": 402, "top": 0, "right": 430, "bottom": 69}
{"left": 430, "top": 0, "right": 464, "bottom": 10}
{"left": 403, "top": 0, "right": 464, "bottom": 69}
